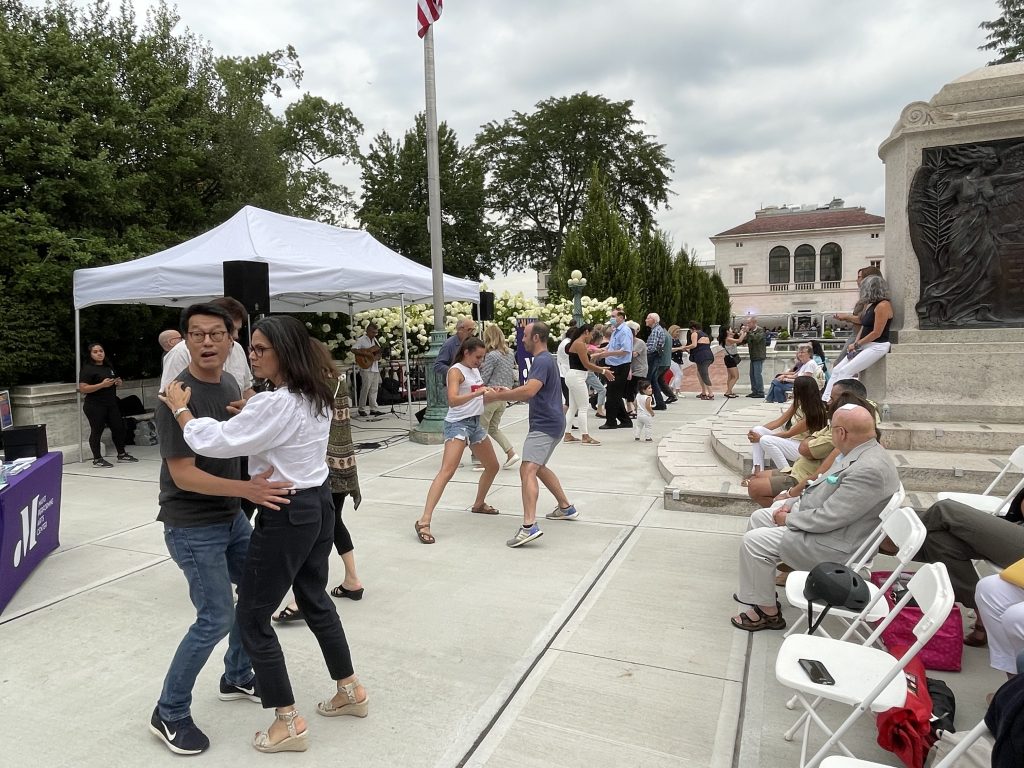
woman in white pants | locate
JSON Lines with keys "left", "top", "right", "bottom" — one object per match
{"left": 744, "top": 377, "right": 828, "bottom": 482}
{"left": 823, "top": 276, "right": 893, "bottom": 402}
{"left": 975, "top": 572, "right": 1024, "bottom": 676}
{"left": 564, "top": 323, "right": 614, "bottom": 446}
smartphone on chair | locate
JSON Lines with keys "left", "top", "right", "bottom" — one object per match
{"left": 798, "top": 658, "right": 835, "bottom": 685}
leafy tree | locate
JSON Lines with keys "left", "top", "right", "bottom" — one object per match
{"left": 549, "top": 168, "right": 644, "bottom": 320}
{"left": 358, "top": 113, "right": 491, "bottom": 279}
{"left": 476, "top": 92, "right": 673, "bottom": 272}
{"left": 0, "top": 0, "right": 362, "bottom": 385}
{"left": 980, "top": 0, "right": 1024, "bottom": 64}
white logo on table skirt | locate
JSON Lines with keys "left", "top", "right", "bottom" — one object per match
{"left": 12, "top": 493, "right": 51, "bottom": 568}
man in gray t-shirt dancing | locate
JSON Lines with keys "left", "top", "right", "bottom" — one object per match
{"left": 487, "top": 321, "right": 579, "bottom": 548}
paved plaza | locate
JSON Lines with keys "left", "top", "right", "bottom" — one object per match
{"left": 0, "top": 391, "right": 1004, "bottom": 767}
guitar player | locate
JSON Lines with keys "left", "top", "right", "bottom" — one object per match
{"left": 352, "top": 323, "right": 385, "bottom": 417}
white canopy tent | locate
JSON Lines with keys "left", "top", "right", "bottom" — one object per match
{"left": 73, "top": 205, "right": 480, "bottom": 311}
{"left": 71, "top": 206, "right": 480, "bottom": 457}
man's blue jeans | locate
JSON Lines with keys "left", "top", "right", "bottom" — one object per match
{"left": 765, "top": 379, "right": 793, "bottom": 403}
{"left": 749, "top": 359, "right": 765, "bottom": 396}
{"left": 159, "top": 511, "right": 253, "bottom": 721}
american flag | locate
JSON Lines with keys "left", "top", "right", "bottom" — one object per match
{"left": 417, "top": 0, "right": 442, "bottom": 38}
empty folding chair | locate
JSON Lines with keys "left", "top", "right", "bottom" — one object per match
{"left": 785, "top": 506, "right": 926, "bottom": 642}
{"left": 817, "top": 718, "right": 990, "bottom": 767}
{"left": 775, "top": 562, "right": 954, "bottom": 768}
{"left": 936, "top": 445, "right": 1024, "bottom": 516}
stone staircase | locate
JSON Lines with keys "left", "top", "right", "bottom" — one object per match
{"left": 660, "top": 403, "right": 1024, "bottom": 515}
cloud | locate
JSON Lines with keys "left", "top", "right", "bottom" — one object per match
{"left": 58, "top": 0, "right": 993, "bottom": 257}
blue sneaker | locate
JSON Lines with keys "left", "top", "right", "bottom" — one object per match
{"left": 507, "top": 523, "right": 544, "bottom": 548}
{"left": 149, "top": 706, "right": 210, "bottom": 755}
{"left": 218, "top": 674, "right": 260, "bottom": 703}
{"left": 545, "top": 504, "right": 579, "bottom": 521}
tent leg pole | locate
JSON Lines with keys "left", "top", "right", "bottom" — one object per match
{"left": 401, "top": 295, "right": 414, "bottom": 429}
{"left": 75, "top": 311, "right": 83, "bottom": 463}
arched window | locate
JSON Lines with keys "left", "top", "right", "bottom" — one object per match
{"left": 768, "top": 246, "right": 790, "bottom": 284}
{"left": 794, "top": 244, "right": 816, "bottom": 284}
{"left": 820, "top": 242, "right": 843, "bottom": 282}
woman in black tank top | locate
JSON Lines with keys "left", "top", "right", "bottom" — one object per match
{"left": 821, "top": 275, "right": 893, "bottom": 402}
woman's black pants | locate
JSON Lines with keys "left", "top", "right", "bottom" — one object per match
{"left": 236, "top": 483, "right": 354, "bottom": 708}
{"left": 83, "top": 400, "right": 126, "bottom": 460}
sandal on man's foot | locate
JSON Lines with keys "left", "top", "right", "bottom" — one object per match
{"left": 471, "top": 503, "right": 499, "bottom": 515}
{"left": 272, "top": 605, "right": 304, "bottom": 623}
{"left": 730, "top": 606, "right": 786, "bottom": 632}
{"left": 414, "top": 521, "right": 435, "bottom": 544}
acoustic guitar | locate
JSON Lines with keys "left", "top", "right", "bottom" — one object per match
{"left": 354, "top": 343, "right": 382, "bottom": 370}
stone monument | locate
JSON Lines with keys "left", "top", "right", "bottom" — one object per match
{"left": 865, "top": 63, "right": 1024, "bottom": 422}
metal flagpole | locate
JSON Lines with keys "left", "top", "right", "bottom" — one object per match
{"left": 400, "top": 294, "right": 414, "bottom": 429}
{"left": 75, "top": 309, "right": 83, "bottom": 462}
{"left": 411, "top": 24, "right": 447, "bottom": 444}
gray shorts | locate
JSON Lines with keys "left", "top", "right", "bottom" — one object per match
{"left": 522, "top": 430, "right": 560, "bottom": 466}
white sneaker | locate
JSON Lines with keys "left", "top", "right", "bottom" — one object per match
{"left": 507, "top": 523, "right": 543, "bottom": 548}
{"left": 503, "top": 453, "right": 521, "bottom": 470}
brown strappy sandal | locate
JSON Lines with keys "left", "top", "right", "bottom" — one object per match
{"left": 414, "top": 521, "right": 435, "bottom": 544}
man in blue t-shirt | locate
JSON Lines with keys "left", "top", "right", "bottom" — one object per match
{"left": 486, "top": 321, "right": 579, "bottom": 548}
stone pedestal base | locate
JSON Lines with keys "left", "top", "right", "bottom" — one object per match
{"left": 861, "top": 329, "right": 1024, "bottom": 423}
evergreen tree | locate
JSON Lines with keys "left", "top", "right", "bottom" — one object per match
{"left": 980, "top": 0, "right": 1024, "bottom": 64}
{"left": 636, "top": 227, "right": 678, "bottom": 328}
{"left": 550, "top": 167, "right": 643, "bottom": 320}
{"left": 709, "top": 270, "right": 733, "bottom": 328}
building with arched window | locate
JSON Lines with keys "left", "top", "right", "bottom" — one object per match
{"left": 710, "top": 199, "right": 884, "bottom": 321}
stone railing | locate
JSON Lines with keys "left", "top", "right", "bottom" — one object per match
{"left": 9, "top": 378, "right": 162, "bottom": 462}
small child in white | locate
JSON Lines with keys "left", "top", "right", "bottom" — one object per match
{"left": 633, "top": 379, "right": 655, "bottom": 442}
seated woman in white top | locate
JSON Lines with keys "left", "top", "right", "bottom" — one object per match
{"left": 414, "top": 337, "right": 504, "bottom": 544}
{"left": 744, "top": 377, "right": 828, "bottom": 482}
{"left": 159, "top": 315, "right": 367, "bottom": 754}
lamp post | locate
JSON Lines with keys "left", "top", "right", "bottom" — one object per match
{"left": 567, "top": 270, "right": 587, "bottom": 327}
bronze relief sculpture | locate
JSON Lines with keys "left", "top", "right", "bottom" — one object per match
{"left": 909, "top": 140, "right": 1024, "bottom": 327}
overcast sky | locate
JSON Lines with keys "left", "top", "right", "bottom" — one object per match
{"left": 55, "top": 1, "right": 995, "bottom": 286}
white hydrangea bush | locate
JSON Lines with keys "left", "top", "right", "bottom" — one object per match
{"left": 308, "top": 292, "right": 620, "bottom": 360}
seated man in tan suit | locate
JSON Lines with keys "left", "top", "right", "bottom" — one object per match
{"left": 732, "top": 404, "right": 900, "bottom": 631}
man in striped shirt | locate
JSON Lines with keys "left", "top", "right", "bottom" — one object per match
{"left": 645, "top": 313, "right": 670, "bottom": 410}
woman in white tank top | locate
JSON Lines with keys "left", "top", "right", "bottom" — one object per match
{"left": 415, "top": 337, "right": 506, "bottom": 544}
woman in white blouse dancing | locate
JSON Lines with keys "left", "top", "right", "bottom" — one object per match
{"left": 160, "top": 315, "right": 367, "bottom": 754}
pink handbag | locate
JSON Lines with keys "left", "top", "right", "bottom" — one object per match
{"left": 870, "top": 571, "right": 963, "bottom": 672}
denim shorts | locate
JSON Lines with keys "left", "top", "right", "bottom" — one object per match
{"left": 443, "top": 416, "right": 487, "bottom": 444}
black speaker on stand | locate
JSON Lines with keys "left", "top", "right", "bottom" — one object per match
{"left": 474, "top": 291, "right": 495, "bottom": 323}
{"left": 223, "top": 260, "right": 270, "bottom": 348}
{"left": 222, "top": 261, "right": 271, "bottom": 317}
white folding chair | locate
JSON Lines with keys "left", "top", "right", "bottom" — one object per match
{"left": 785, "top": 506, "right": 926, "bottom": 642}
{"left": 936, "top": 444, "right": 1024, "bottom": 516}
{"left": 775, "top": 562, "right": 954, "bottom": 768}
{"left": 818, "top": 718, "right": 990, "bottom": 767}
{"left": 783, "top": 486, "right": 905, "bottom": 637}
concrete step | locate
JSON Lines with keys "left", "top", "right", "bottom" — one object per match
{"left": 880, "top": 421, "right": 1024, "bottom": 454}
{"left": 675, "top": 403, "right": 1019, "bottom": 499}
